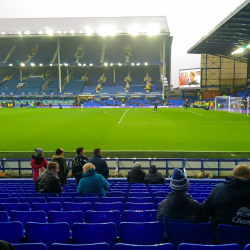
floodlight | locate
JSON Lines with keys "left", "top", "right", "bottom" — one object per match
{"left": 70, "top": 30, "right": 74, "bottom": 34}
{"left": 90, "top": 63, "right": 93, "bottom": 66}
{"left": 145, "top": 23, "right": 160, "bottom": 36}
{"left": 30, "top": 63, "right": 35, "bottom": 66}
{"left": 18, "top": 31, "right": 22, "bottom": 35}
{"left": 86, "top": 26, "right": 93, "bottom": 36}
{"left": 109, "top": 25, "right": 117, "bottom": 36}
{"left": 20, "top": 63, "right": 25, "bottom": 66}
{"left": 24, "top": 31, "right": 30, "bottom": 35}
{"left": 9, "top": 64, "right": 13, "bottom": 66}
{"left": 110, "top": 63, "right": 113, "bottom": 66}
{"left": 47, "top": 29, "right": 53, "bottom": 36}
{"left": 104, "top": 63, "right": 108, "bottom": 66}
{"left": 80, "top": 31, "right": 83, "bottom": 33}
{"left": 118, "top": 63, "right": 122, "bottom": 66}
{"left": 64, "top": 63, "right": 68, "bottom": 66}
{"left": 131, "top": 63, "right": 134, "bottom": 66}
{"left": 145, "top": 62, "right": 148, "bottom": 66}
{"left": 64, "top": 31, "right": 67, "bottom": 34}
{"left": 38, "top": 31, "right": 43, "bottom": 34}
{"left": 78, "top": 63, "right": 82, "bottom": 66}
{"left": 136, "top": 63, "right": 140, "bottom": 66}
{"left": 83, "top": 63, "right": 86, "bottom": 66}
{"left": 49, "top": 63, "right": 53, "bottom": 66}
{"left": 2, "top": 32, "right": 4, "bottom": 35}
{"left": 57, "top": 31, "right": 61, "bottom": 34}
{"left": 128, "top": 24, "right": 140, "bottom": 36}
{"left": 39, "top": 63, "right": 43, "bottom": 66}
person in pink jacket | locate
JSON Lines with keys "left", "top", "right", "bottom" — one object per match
{"left": 31, "top": 148, "right": 48, "bottom": 182}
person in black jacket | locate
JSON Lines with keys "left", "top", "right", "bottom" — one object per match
{"left": 88, "top": 148, "right": 109, "bottom": 179}
{"left": 157, "top": 168, "right": 207, "bottom": 235}
{"left": 0, "top": 240, "right": 15, "bottom": 250}
{"left": 35, "top": 162, "right": 62, "bottom": 194}
{"left": 127, "top": 162, "right": 146, "bottom": 184}
{"left": 203, "top": 164, "right": 250, "bottom": 229}
{"left": 72, "top": 147, "right": 88, "bottom": 184}
{"left": 144, "top": 165, "right": 166, "bottom": 184}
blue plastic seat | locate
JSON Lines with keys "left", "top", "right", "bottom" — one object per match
{"left": 0, "top": 211, "right": 8, "bottom": 222}
{"left": 0, "top": 197, "right": 19, "bottom": 203}
{"left": 127, "top": 197, "right": 153, "bottom": 203}
{"left": 200, "top": 193, "right": 210, "bottom": 198}
{"left": 59, "top": 192, "right": 81, "bottom": 198}
{"left": 74, "top": 197, "right": 100, "bottom": 205}
{"left": 51, "top": 243, "right": 110, "bottom": 250}
{"left": 101, "top": 197, "right": 126, "bottom": 205}
{"left": 168, "top": 223, "right": 214, "bottom": 250}
{"left": 123, "top": 210, "right": 157, "bottom": 222}
{"left": 179, "top": 243, "right": 240, "bottom": 250}
{"left": 1, "top": 202, "right": 30, "bottom": 216}
{"left": 216, "top": 224, "right": 250, "bottom": 250}
{"left": 20, "top": 197, "right": 46, "bottom": 206}
{"left": 11, "top": 210, "right": 46, "bottom": 228}
{"left": 245, "top": 244, "right": 250, "bottom": 250}
{"left": 35, "top": 193, "right": 57, "bottom": 201}
{"left": 26, "top": 222, "right": 70, "bottom": 249}
{"left": 154, "top": 197, "right": 166, "bottom": 206}
{"left": 114, "top": 243, "right": 174, "bottom": 250}
{"left": 47, "top": 197, "right": 73, "bottom": 205}
{"left": 0, "top": 193, "right": 10, "bottom": 198}
{"left": 106, "top": 192, "right": 127, "bottom": 199}
{"left": 31, "top": 202, "right": 62, "bottom": 216}
{"left": 125, "top": 203, "right": 155, "bottom": 211}
{"left": 151, "top": 192, "right": 169, "bottom": 199}
{"left": 94, "top": 202, "right": 124, "bottom": 214}
{"left": 110, "top": 189, "right": 129, "bottom": 194}
{"left": 119, "top": 222, "right": 164, "bottom": 245}
{"left": 63, "top": 202, "right": 92, "bottom": 216}
{"left": 13, "top": 243, "right": 48, "bottom": 250}
{"left": 6, "top": 190, "right": 25, "bottom": 195}
{"left": 11, "top": 193, "right": 34, "bottom": 199}
{"left": 82, "top": 193, "right": 104, "bottom": 198}
{"left": 48, "top": 211, "right": 84, "bottom": 230}
{"left": 128, "top": 192, "right": 151, "bottom": 198}
{"left": 0, "top": 222, "right": 23, "bottom": 243}
{"left": 85, "top": 210, "right": 121, "bottom": 229}
{"left": 25, "top": 190, "right": 37, "bottom": 194}
{"left": 72, "top": 222, "right": 116, "bottom": 249}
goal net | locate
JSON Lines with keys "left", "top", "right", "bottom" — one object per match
{"left": 215, "top": 96, "right": 246, "bottom": 114}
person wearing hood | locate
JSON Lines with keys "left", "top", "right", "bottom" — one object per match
{"left": 51, "top": 148, "right": 69, "bottom": 185}
{"left": 127, "top": 162, "right": 146, "bottom": 184}
{"left": 77, "top": 163, "right": 110, "bottom": 196}
{"left": 144, "top": 165, "right": 166, "bottom": 184}
{"left": 35, "top": 162, "right": 62, "bottom": 194}
{"left": 203, "top": 164, "right": 250, "bottom": 228}
{"left": 157, "top": 168, "right": 207, "bottom": 231}
{"left": 31, "top": 148, "right": 48, "bottom": 182}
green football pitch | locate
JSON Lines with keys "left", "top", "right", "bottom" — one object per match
{"left": 0, "top": 107, "right": 250, "bottom": 159}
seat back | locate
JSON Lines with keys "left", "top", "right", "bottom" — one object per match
{"left": 114, "top": 243, "right": 174, "bottom": 250}
{"left": 51, "top": 243, "right": 110, "bottom": 250}
{"left": 63, "top": 202, "right": 92, "bottom": 216}
{"left": 47, "top": 197, "right": 73, "bottom": 205}
{"left": 82, "top": 193, "right": 104, "bottom": 198}
{"left": 48, "top": 211, "right": 84, "bottom": 230}
{"left": 72, "top": 222, "right": 116, "bottom": 249}
{"left": 74, "top": 197, "right": 100, "bottom": 205}
{"left": 35, "top": 193, "right": 57, "bottom": 201}
{"left": 26, "top": 222, "right": 70, "bottom": 249}
{"left": 11, "top": 211, "right": 46, "bottom": 228}
{"left": 125, "top": 203, "right": 155, "bottom": 211}
{"left": 178, "top": 243, "right": 240, "bottom": 250}
{"left": 20, "top": 197, "right": 46, "bottom": 206}
{"left": 151, "top": 192, "right": 169, "bottom": 199}
{"left": 0, "top": 197, "right": 19, "bottom": 203}
{"left": 13, "top": 243, "right": 48, "bottom": 250}
{"left": 101, "top": 197, "right": 126, "bottom": 205}
{"left": 106, "top": 192, "right": 127, "bottom": 199}
{"left": 59, "top": 192, "right": 81, "bottom": 198}
{"left": 11, "top": 193, "right": 34, "bottom": 199}
{"left": 31, "top": 202, "right": 62, "bottom": 216}
{"left": 0, "top": 193, "right": 11, "bottom": 198}
{"left": 0, "top": 222, "right": 23, "bottom": 243}
{"left": 123, "top": 210, "right": 157, "bottom": 222}
{"left": 168, "top": 223, "right": 214, "bottom": 250}
{"left": 119, "top": 222, "right": 164, "bottom": 245}
{"left": 1, "top": 202, "right": 30, "bottom": 216}
{"left": 127, "top": 197, "right": 153, "bottom": 203}
{"left": 0, "top": 211, "right": 8, "bottom": 222}
{"left": 94, "top": 202, "right": 124, "bottom": 214}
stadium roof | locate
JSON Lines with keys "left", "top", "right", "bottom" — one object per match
{"left": 188, "top": 0, "right": 250, "bottom": 58}
{"left": 0, "top": 16, "right": 170, "bottom": 36}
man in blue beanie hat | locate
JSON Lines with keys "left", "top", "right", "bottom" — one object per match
{"left": 157, "top": 168, "right": 208, "bottom": 233}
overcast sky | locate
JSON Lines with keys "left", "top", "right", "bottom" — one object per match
{"left": 0, "top": 0, "right": 246, "bottom": 87}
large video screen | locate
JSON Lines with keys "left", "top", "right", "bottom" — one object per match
{"left": 179, "top": 68, "right": 201, "bottom": 89}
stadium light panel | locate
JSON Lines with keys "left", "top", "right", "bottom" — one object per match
{"left": 136, "top": 63, "right": 140, "bottom": 66}
{"left": 118, "top": 63, "right": 122, "bottom": 66}
{"left": 70, "top": 30, "right": 74, "bottom": 34}
{"left": 145, "top": 62, "right": 148, "bottom": 66}
{"left": 98, "top": 24, "right": 108, "bottom": 37}
{"left": 57, "top": 31, "right": 61, "bottom": 34}
{"left": 49, "top": 63, "right": 53, "bottom": 66}
{"left": 131, "top": 63, "right": 134, "bottom": 66}
{"left": 109, "top": 25, "right": 117, "bottom": 36}
{"left": 86, "top": 26, "right": 93, "bottom": 36}
{"left": 110, "top": 63, "right": 113, "bottom": 66}
{"left": 18, "top": 31, "right": 22, "bottom": 35}
{"left": 38, "top": 31, "right": 43, "bottom": 34}
{"left": 9, "top": 64, "right": 13, "bottom": 66}
{"left": 24, "top": 31, "right": 30, "bottom": 35}
{"left": 2, "top": 32, "right": 5, "bottom": 35}
{"left": 64, "top": 63, "right": 68, "bottom": 66}
{"left": 78, "top": 63, "right": 82, "bottom": 66}
{"left": 145, "top": 23, "right": 160, "bottom": 36}
{"left": 128, "top": 24, "right": 140, "bottom": 36}
{"left": 90, "top": 63, "right": 93, "bottom": 66}
{"left": 47, "top": 29, "right": 53, "bottom": 36}
{"left": 64, "top": 31, "right": 67, "bottom": 34}
{"left": 20, "top": 63, "right": 25, "bottom": 67}
{"left": 39, "top": 63, "right": 43, "bottom": 66}
{"left": 104, "top": 63, "right": 108, "bottom": 66}
{"left": 30, "top": 63, "right": 35, "bottom": 67}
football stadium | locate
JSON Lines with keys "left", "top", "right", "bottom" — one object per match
{"left": 1, "top": 1, "right": 250, "bottom": 249}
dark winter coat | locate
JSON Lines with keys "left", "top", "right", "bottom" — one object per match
{"left": 127, "top": 167, "right": 146, "bottom": 184}
{"left": 51, "top": 155, "right": 69, "bottom": 185}
{"left": 35, "top": 170, "right": 62, "bottom": 194}
{"left": 31, "top": 155, "right": 48, "bottom": 182}
{"left": 203, "top": 176, "right": 250, "bottom": 228}
{"left": 88, "top": 155, "right": 109, "bottom": 179}
{"left": 157, "top": 192, "right": 208, "bottom": 222}
{"left": 72, "top": 154, "right": 88, "bottom": 184}
{"left": 144, "top": 168, "right": 166, "bottom": 184}
{"left": 0, "top": 240, "right": 15, "bottom": 250}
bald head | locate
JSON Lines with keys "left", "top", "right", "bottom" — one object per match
{"left": 232, "top": 164, "right": 250, "bottom": 178}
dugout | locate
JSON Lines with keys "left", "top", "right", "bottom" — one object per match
{"left": 188, "top": 0, "right": 250, "bottom": 99}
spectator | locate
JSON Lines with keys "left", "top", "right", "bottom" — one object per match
{"left": 88, "top": 148, "right": 109, "bottom": 179}
{"left": 157, "top": 168, "right": 207, "bottom": 232}
{"left": 51, "top": 148, "right": 69, "bottom": 185}
{"left": 127, "top": 162, "right": 146, "bottom": 184}
{"left": 31, "top": 148, "right": 48, "bottom": 182}
{"left": 144, "top": 165, "right": 166, "bottom": 184}
{"left": 72, "top": 147, "right": 88, "bottom": 184}
{"left": 0, "top": 240, "right": 15, "bottom": 250}
{"left": 203, "top": 164, "right": 250, "bottom": 228}
{"left": 77, "top": 163, "right": 110, "bottom": 196}
{"left": 35, "top": 162, "right": 62, "bottom": 194}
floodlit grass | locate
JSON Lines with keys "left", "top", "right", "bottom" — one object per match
{"left": 0, "top": 107, "right": 250, "bottom": 157}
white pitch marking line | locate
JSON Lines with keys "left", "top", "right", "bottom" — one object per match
{"left": 184, "top": 110, "right": 202, "bottom": 115}
{"left": 118, "top": 109, "right": 129, "bottom": 124}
